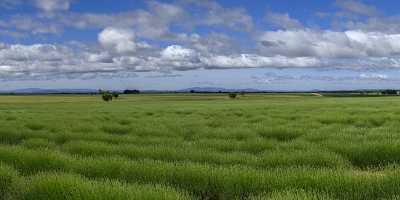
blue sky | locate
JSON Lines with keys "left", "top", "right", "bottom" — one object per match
{"left": 1, "top": 0, "right": 400, "bottom": 91}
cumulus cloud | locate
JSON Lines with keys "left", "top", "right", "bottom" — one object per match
{"left": 56, "top": 0, "right": 253, "bottom": 38}
{"left": 0, "top": 44, "right": 67, "bottom": 62}
{"left": 319, "top": 1, "right": 400, "bottom": 35}
{"left": 98, "top": 27, "right": 139, "bottom": 54}
{"left": 181, "top": 33, "right": 239, "bottom": 55}
{"left": 58, "top": 1, "right": 186, "bottom": 40}
{"left": 161, "top": 45, "right": 197, "bottom": 61}
{"left": 0, "top": 0, "right": 254, "bottom": 42}
{"left": 259, "top": 30, "right": 400, "bottom": 58}
{"left": 87, "top": 52, "right": 113, "bottom": 63}
{"left": 3, "top": 0, "right": 400, "bottom": 82}
{"left": 0, "top": 1, "right": 186, "bottom": 40}
{"left": 0, "top": 43, "right": 137, "bottom": 80}
{"left": 200, "top": 54, "right": 320, "bottom": 68}
{"left": 0, "top": 41, "right": 322, "bottom": 81}
{"left": 0, "top": 44, "right": 75, "bottom": 80}
{"left": 2, "top": 38, "right": 400, "bottom": 81}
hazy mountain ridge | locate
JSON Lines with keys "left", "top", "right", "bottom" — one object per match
{"left": 1, "top": 88, "right": 98, "bottom": 94}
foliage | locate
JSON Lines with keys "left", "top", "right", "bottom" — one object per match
{"left": 381, "top": 89, "right": 398, "bottom": 95}
{"left": 123, "top": 90, "right": 140, "bottom": 94}
{"left": 112, "top": 92, "right": 119, "bottom": 99}
{"left": 228, "top": 93, "right": 237, "bottom": 99}
{"left": 101, "top": 92, "right": 113, "bottom": 102}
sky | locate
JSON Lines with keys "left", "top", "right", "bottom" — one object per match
{"left": 1, "top": 0, "right": 400, "bottom": 91}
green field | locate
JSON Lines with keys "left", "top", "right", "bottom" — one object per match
{"left": 1, "top": 94, "right": 400, "bottom": 199}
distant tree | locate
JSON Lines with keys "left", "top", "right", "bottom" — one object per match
{"left": 382, "top": 90, "right": 398, "bottom": 95}
{"left": 112, "top": 92, "right": 119, "bottom": 99}
{"left": 123, "top": 89, "right": 140, "bottom": 94}
{"left": 190, "top": 90, "right": 195, "bottom": 93}
{"left": 101, "top": 92, "right": 113, "bottom": 102}
{"left": 228, "top": 93, "right": 237, "bottom": 99}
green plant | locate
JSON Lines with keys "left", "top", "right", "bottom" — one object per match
{"left": 228, "top": 93, "right": 237, "bottom": 99}
{"left": 102, "top": 92, "right": 113, "bottom": 102}
{"left": 112, "top": 92, "right": 120, "bottom": 99}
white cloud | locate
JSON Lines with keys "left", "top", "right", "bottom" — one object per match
{"left": 0, "top": 0, "right": 254, "bottom": 43}
{"left": 87, "top": 52, "right": 113, "bottom": 63}
{"left": 0, "top": 1, "right": 187, "bottom": 40}
{"left": 3, "top": 0, "right": 400, "bottom": 82}
{"left": 200, "top": 54, "right": 320, "bottom": 68}
{"left": 148, "top": 1, "right": 183, "bottom": 20}
{"left": 59, "top": 1, "right": 185, "bottom": 40}
{"left": 4, "top": 15, "right": 62, "bottom": 34}
{"left": 250, "top": 72, "right": 394, "bottom": 85}
{"left": 0, "top": 44, "right": 76, "bottom": 80}
{"left": 98, "top": 27, "right": 148, "bottom": 54}
{"left": 360, "top": 73, "right": 388, "bottom": 80}
{"left": 0, "top": 40, "right": 323, "bottom": 81}
{"left": 2, "top": 39, "right": 400, "bottom": 81}
{"left": 259, "top": 30, "right": 400, "bottom": 58}
{"left": 34, "top": 0, "right": 71, "bottom": 12}
{"left": 161, "top": 45, "right": 197, "bottom": 61}
{"left": 0, "top": 65, "right": 13, "bottom": 72}
{"left": 0, "top": 44, "right": 67, "bottom": 62}
{"left": 335, "top": 0, "right": 379, "bottom": 17}
{"left": 342, "top": 16, "right": 400, "bottom": 34}
{"left": 204, "top": 8, "right": 253, "bottom": 32}
{"left": 182, "top": 0, "right": 254, "bottom": 32}
{"left": 112, "top": 56, "right": 141, "bottom": 66}
{"left": 265, "top": 12, "right": 303, "bottom": 29}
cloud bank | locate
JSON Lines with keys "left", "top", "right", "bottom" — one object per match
{"left": 1, "top": 0, "right": 400, "bottom": 81}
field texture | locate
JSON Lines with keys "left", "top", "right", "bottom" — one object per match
{"left": 0, "top": 94, "right": 400, "bottom": 199}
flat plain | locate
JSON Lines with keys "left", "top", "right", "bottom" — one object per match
{"left": 0, "top": 94, "right": 400, "bottom": 199}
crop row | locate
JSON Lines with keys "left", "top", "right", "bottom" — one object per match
{"left": 3, "top": 125, "right": 400, "bottom": 169}
{"left": 0, "top": 163, "right": 191, "bottom": 200}
{"left": 1, "top": 145, "right": 400, "bottom": 199}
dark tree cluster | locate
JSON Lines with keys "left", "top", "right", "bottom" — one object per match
{"left": 99, "top": 90, "right": 120, "bottom": 102}
{"left": 381, "top": 90, "right": 398, "bottom": 95}
{"left": 228, "top": 93, "right": 237, "bottom": 99}
{"left": 102, "top": 92, "right": 113, "bottom": 102}
{"left": 123, "top": 89, "right": 140, "bottom": 94}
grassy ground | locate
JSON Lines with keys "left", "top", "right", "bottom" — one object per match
{"left": 0, "top": 93, "right": 400, "bottom": 199}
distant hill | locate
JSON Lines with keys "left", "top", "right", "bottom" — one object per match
{"left": 2, "top": 87, "right": 395, "bottom": 94}
{"left": 0, "top": 87, "right": 299, "bottom": 94}
{"left": 178, "top": 87, "right": 262, "bottom": 93}
{"left": 2, "top": 88, "right": 98, "bottom": 94}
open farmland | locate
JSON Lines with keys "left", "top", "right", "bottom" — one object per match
{"left": 1, "top": 94, "right": 400, "bottom": 199}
